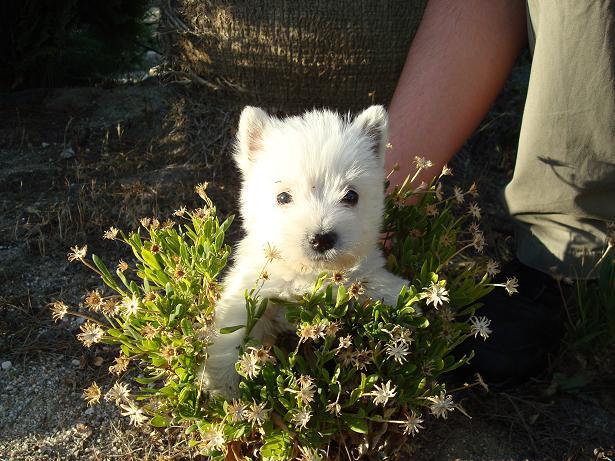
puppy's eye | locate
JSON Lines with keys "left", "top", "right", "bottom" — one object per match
{"left": 341, "top": 190, "right": 359, "bottom": 206}
{"left": 277, "top": 192, "right": 292, "bottom": 205}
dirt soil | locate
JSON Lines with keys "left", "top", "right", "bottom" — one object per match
{"left": 1, "top": 70, "right": 614, "bottom": 461}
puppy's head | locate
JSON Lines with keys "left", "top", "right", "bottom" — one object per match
{"left": 234, "top": 106, "right": 388, "bottom": 272}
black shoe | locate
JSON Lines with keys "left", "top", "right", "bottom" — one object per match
{"left": 452, "top": 259, "right": 564, "bottom": 388}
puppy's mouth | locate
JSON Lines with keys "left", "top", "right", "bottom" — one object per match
{"left": 309, "top": 252, "right": 335, "bottom": 262}
{"left": 304, "top": 248, "right": 358, "bottom": 269}
{"left": 305, "top": 248, "right": 336, "bottom": 261}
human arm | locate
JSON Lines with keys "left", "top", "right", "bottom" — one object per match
{"left": 386, "top": 0, "right": 528, "bottom": 190}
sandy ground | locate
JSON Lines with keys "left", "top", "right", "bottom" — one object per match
{"left": 1, "top": 77, "right": 614, "bottom": 460}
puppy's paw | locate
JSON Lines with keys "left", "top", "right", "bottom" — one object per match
{"left": 199, "top": 355, "right": 241, "bottom": 399}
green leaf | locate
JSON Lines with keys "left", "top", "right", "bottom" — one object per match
{"left": 185, "top": 423, "right": 198, "bottom": 434}
{"left": 342, "top": 414, "right": 369, "bottom": 434}
{"left": 256, "top": 298, "right": 269, "bottom": 319}
{"left": 106, "top": 328, "right": 124, "bottom": 338}
{"left": 134, "top": 372, "right": 166, "bottom": 384}
{"left": 178, "top": 385, "right": 194, "bottom": 403}
{"left": 141, "top": 249, "right": 162, "bottom": 270}
{"left": 219, "top": 325, "right": 244, "bottom": 334}
{"left": 364, "top": 374, "right": 379, "bottom": 390}
{"left": 92, "top": 254, "right": 112, "bottom": 279}
{"left": 225, "top": 422, "right": 249, "bottom": 440}
{"left": 272, "top": 346, "right": 289, "bottom": 367}
{"left": 336, "top": 285, "right": 349, "bottom": 307}
{"left": 92, "top": 254, "right": 121, "bottom": 292}
{"left": 149, "top": 414, "right": 169, "bottom": 427}
{"left": 348, "top": 387, "right": 363, "bottom": 405}
{"left": 260, "top": 430, "right": 291, "bottom": 461}
{"left": 181, "top": 318, "right": 193, "bottom": 336}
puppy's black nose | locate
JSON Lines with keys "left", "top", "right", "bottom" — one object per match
{"left": 309, "top": 232, "right": 337, "bottom": 253}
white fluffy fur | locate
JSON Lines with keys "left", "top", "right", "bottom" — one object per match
{"left": 201, "top": 106, "right": 408, "bottom": 397}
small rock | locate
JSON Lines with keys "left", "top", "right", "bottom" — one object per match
{"left": 1, "top": 361, "right": 11, "bottom": 370}
{"left": 71, "top": 359, "right": 80, "bottom": 366}
{"left": 60, "top": 147, "right": 75, "bottom": 159}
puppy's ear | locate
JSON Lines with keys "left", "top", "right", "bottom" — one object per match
{"left": 235, "top": 106, "right": 269, "bottom": 174}
{"left": 352, "top": 105, "right": 388, "bottom": 163}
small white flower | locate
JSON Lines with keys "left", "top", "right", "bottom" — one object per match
{"left": 194, "top": 323, "right": 217, "bottom": 343}
{"left": 324, "top": 321, "right": 341, "bottom": 338}
{"left": 103, "top": 226, "right": 119, "bottom": 240}
{"left": 504, "top": 277, "right": 519, "bottom": 296}
{"left": 453, "top": 186, "right": 465, "bottom": 204}
{"left": 202, "top": 424, "right": 225, "bottom": 452}
{"left": 426, "top": 392, "right": 455, "bottom": 419}
{"left": 440, "top": 306, "right": 456, "bottom": 322}
{"left": 370, "top": 380, "right": 397, "bottom": 406}
{"left": 337, "top": 335, "right": 352, "bottom": 349}
{"left": 485, "top": 259, "right": 501, "bottom": 276}
{"left": 468, "top": 182, "right": 479, "bottom": 197}
{"left": 83, "top": 382, "right": 101, "bottom": 406}
{"left": 292, "top": 407, "right": 312, "bottom": 429}
{"left": 67, "top": 245, "right": 87, "bottom": 262}
{"left": 50, "top": 301, "right": 69, "bottom": 322}
{"left": 400, "top": 411, "right": 424, "bottom": 436}
{"left": 247, "top": 345, "right": 274, "bottom": 364}
{"left": 120, "top": 295, "right": 140, "bottom": 316}
{"left": 326, "top": 401, "right": 341, "bottom": 416}
{"left": 468, "top": 202, "right": 482, "bottom": 220}
{"left": 77, "top": 322, "right": 104, "bottom": 347}
{"left": 264, "top": 242, "right": 282, "bottom": 262}
{"left": 237, "top": 351, "right": 261, "bottom": 379}
{"left": 330, "top": 271, "right": 348, "bottom": 285}
{"left": 415, "top": 181, "right": 428, "bottom": 192}
{"left": 297, "top": 375, "right": 314, "bottom": 388}
{"left": 385, "top": 341, "right": 409, "bottom": 364}
{"left": 312, "top": 322, "right": 327, "bottom": 339}
{"left": 195, "top": 181, "right": 209, "bottom": 200}
{"left": 120, "top": 402, "right": 148, "bottom": 426}
{"left": 472, "top": 231, "right": 486, "bottom": 253}
{"left": 425, "top": 203, "right": 438, "bottom": 217}
{"left": 435, "top": 182, "right": 444, "bottom": 201}
{"left": 287, "top": 375, "right": 316, "bottom": 404}
{"left": 297, "top": 446, "right": 324, "bottom": 461}
{"left": 245, "top": 401, "right": 269, "bottom": 426}
{"left": 226, "top": 400, "right": 247, "bottom": 422}
{"left": 298, "top": 323, "right": 318, "bottom": 343}
{"left": 414, "top": 156, "right": 433, "bottom": 170}
{"left": 104, "top": 382, "right": 131, "bottom": 405}
{"left": 470, "top": 316, "right": 492, "bottom": 340}
{"left": 296, "top": 386, "right": 316, "bottom": 404}
{"left": 383, "top": 325, "right": 413, "bottom": 345}
{"left": 351, "top": 348, "right": 373, "bottom": 371}
{"left": 338, "top": 348, "right": 355, "bottom": 366}
{"left": 468, "top": 221, "right": 481, "bottom": 235}
{"left": 424, "top": 281, "right": 450, "bottom": 309}
{"left": 348, "top": 281, "right": 365, "bottom": 300}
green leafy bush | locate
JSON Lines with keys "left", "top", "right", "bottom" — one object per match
{"left": 54, "top": 167, "right": 517, "bottom": 460}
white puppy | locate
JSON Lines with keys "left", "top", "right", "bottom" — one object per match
{"left": 202, "top": 106, "right": 408, "bottom": 397}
